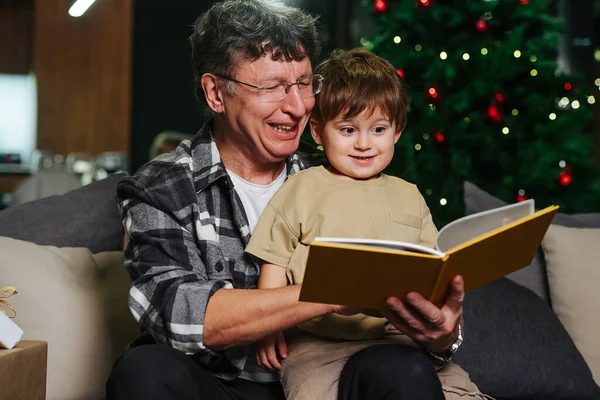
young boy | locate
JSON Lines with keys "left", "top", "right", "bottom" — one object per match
{"left": 245, "top": 48, "right": 486, "bottom": 400}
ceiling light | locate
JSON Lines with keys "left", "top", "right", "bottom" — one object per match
{"left": 69, "top": 0, "right": 98, "bottom": 17}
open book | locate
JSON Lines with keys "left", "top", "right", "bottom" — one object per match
{"left": 299, "top": 200, "right": 559, "bottom": 308}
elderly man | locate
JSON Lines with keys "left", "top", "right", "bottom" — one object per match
{"left": 106, "top": 1, "right": 469, "bottom": 399}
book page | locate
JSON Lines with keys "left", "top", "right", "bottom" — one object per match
{"left": 313, "top": 237, "right": 446, "bottom": 258}
{"left": 435, "top": 199, "right": 535, "bottom": 253}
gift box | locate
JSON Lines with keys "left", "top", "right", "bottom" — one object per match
{"left": 0, "top": 285, "right": 23, "bottom": 349}
{"left": 0, "top": 341, "right": 48, "bottom": 400}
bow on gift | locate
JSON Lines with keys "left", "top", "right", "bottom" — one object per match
{"left": 0, "top": 286, "right": 18, "bottom": 319}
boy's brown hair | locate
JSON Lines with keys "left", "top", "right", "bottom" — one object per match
{"left": 311, "top": 48, "right": 410, "bottom": 131}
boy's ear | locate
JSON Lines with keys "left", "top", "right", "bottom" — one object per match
{"left": 309, "top": 119, "right": 323, "bottom": 145}
{"left": 394, "top": 130, "right": 402, "bottom": 144}
{"left": 201, "top": 74, "right": 225, "bottom": 113}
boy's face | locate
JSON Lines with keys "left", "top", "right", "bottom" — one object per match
{"left": 310, "top": 107, "right": 401, "bottom": 180}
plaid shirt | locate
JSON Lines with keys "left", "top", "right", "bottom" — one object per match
{"left": 117, "top": 121, "right": 326, "bottom": 380}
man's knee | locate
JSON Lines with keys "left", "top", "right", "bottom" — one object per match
{"left": 106, "top": 344, "right": 200, "bottom": 399}
{"left": 339, "top": 344, "right": 444, "bottom": 400}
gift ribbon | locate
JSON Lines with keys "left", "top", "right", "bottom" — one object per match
{"left": 0, "top": 286, "right": 18, "bottom": 319}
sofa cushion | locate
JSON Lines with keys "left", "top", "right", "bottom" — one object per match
{"left": 0, "top": 173, "right": 125, "bottom": 253}
{"left": 0, "top": 237, "right": 139, "bottom": 400}
{"left": 463, "top": 181, "right": 600, "bottom": 303}
{"left": 454, "top": 278, "right": 600, "bottom": 399}
{"left": 542, "top": 225, "right": 600, "bottom": 385}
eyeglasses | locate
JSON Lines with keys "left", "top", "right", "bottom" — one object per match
{"left": 215, "top": 74, "right": 324, "bottom": 103}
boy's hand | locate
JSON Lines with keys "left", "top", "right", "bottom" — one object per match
{"left": 255, "top": 331, "right": 288, "bottom": 371}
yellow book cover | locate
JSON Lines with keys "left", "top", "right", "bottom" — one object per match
{"left": 299, "top": 200, "right": 559, "bottom": 309}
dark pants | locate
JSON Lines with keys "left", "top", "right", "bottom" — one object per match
{"left": 338, "top": 344, "right": 445, "bottom": 400}
{"left": 106, "top": 344, "right": 444, "bottom": 400}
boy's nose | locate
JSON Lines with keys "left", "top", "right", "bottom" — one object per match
{"left": 354, "top": 132, "right": 372, "bottom": 150}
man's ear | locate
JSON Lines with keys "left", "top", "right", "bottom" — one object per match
{"left": 394, "top": 129, "right": 402, "bottom": 144}
{"left": 200, "top": 74, "right": 225, "bottom": 113}
{"left": 310, "top": 119, "right": 323, "bottom": 145}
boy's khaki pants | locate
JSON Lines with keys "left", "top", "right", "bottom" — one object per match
{"left": 280, "top": 327, "right": 491, "bottom": 400}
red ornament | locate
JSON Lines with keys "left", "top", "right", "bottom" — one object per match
{"left": 396, "top": 69, "right": 405, "bottom": 79}
{"left": 564, "top": 82, "right": 572, "bottom": 91}
{"left": 495, "top": 93, "right": 504, "bottom": 103}
{"left": 516, "top": 194, "right": 527, "bottom": 202}
{"left": 428, "top": 87, "right": 438, "bottom": 98}
{"left": 434, "top": 132, "right": 445, "bottom": 143}
{"left": 373, "top": 0, "right": 388, "bottom": 13}
{"left": 487, "top": 105, "right": 502, "bottom": 122}
{"left": 559, "top": 171, "right": 573, "bottom": 186}
{"left": 476, "top": 20, "right": 487, "bottom": 32}
{"left": 519, "top": 0, "right": 529, "bottom": 4}
{"left": 425, "top": 87, "right": 441, "bottom": 104}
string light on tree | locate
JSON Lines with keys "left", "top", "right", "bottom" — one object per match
{"left": 434, "top": 132, "right": 445, "bottom": 143}
{"left": 495, "top": 93, "right": 504, "bottom": 103}
{"left": 462, "top": 53, "right": 470, "bottom": 60}
{"left": 517, "top": 189, "right": 527, "bottom": 202}
{"left": 564, "top": 82, "right": 572, "bottom": 91}
{"left": 514, "top": 50, "right": 522, "bottom": 58}
{"left": 440, "top": 198, "right": 448, "bottom": 206}
{"left": 549, "top": 113, "right": 557, "bottom": 120}
{"left": 558, "top": 97, "right": 569, "bottom": 109}
{"left": 396, "top": 69, "right": 405, "bottom": 79}
{"left": 530, "top": 69, "right": 538, "bottom": 76}
{"left": 440, "top": 51, "right": 448, "bottom": 60}
{"left": 519, "top": 0, "right": 529, "bottom": 4}
{"left": 373, "top": 0, "right": 388, "bottom": 13}
{"left": 393, "top": 36, "right": 402, "bottom": 44}
{"left": 417, "top": 0, "right": 431, "bottom": 7}
{"left": 571, "top": 100, "right": 580, "bottom": 109}
{"left": 588, "top": 95, "right": 596, "bottom": 104}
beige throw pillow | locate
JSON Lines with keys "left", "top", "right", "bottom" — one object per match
{"left": 541, "top": 225, "right": 600, "bottom": 385}
{"left": 0, "top": 237, "right": 139, "bottom": 400}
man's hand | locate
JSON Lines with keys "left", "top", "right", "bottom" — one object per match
{"left": 382, "top": 275, "right": 464, "bottom": 353}
{"left": 254, "top": 331, "right": 288, "bottom": 371}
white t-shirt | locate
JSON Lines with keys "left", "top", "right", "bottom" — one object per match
{"left": 227, "top": 166, "right": 287, "bottom": 233}
{"left": 226, "top": 165, "right": 287, "bottom": 382}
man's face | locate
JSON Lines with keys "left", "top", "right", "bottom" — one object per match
{"left": 218, "top": 55, "right": 315, "bottom": 164}
{"left": 312, "top": 107, "right": 401, "bottom": 180}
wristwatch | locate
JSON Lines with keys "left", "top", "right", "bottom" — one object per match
{"left": 426, "top": 322, "right": 463, "bottom": 363}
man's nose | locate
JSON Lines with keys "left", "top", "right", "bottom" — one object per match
{"left": 281, "top": 85, "right": 309, "bottom": 118}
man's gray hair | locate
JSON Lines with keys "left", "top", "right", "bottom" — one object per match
{"left": 189, "top": 0, "right": 320, "bottom": 106}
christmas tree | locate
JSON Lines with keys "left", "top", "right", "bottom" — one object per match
{"left": 361, "top": 0, "right": 600, "bottom": 226}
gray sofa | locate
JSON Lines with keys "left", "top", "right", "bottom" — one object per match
{"left": 0, "top": 175, "right": 598, "bottom": 400}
